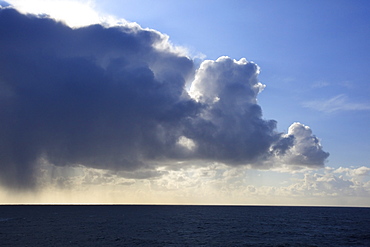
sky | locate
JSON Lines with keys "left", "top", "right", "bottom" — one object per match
{"left": 0, "top": 0, "right": 369, "bottom": 206}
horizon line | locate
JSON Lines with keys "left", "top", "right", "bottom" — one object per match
{"left": 1, "top": 203, "right": 369, "bottom": 208}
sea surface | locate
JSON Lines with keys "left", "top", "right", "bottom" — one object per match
{"left": 0, "top": 205, "right": 369, "bottom": 246}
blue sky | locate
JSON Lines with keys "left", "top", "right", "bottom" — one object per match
{"left": 1, "top": 0, "right": 370, "bottom": 205}
{"left": 96, "top": 0, "right": 370, "bottom": 168}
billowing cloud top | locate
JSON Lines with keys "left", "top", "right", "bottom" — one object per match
{"left": 0, "top": 7, "right": 329, "bottom": 190}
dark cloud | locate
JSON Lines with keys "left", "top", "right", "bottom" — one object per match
{"left": 0, "top": 8, "right": 329, "bottom": 190}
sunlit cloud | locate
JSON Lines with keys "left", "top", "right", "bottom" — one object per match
{"left": 2, "top": 162, "right": 370, "bottom": 206}
{"left": 0, "top": 5, "right": 331, "bottom": 193}
{"left": 6, "top": 0, "right": 106, "bottom": 27}
{"left": 1, "top": 1, "right": 368, "bottom": 207}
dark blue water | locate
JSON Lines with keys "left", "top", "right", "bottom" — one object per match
{"left": 0, "top": 205, "right": 369, "bottom": 246}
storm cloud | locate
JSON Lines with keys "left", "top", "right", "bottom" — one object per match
{"left": 0, "top": 7, "right": 329, "bottom": 189}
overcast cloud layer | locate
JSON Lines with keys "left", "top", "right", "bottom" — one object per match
{"left": 0, "top": 7, "right": 329, "bottom": 190}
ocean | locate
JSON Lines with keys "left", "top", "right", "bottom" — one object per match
{"left": 0, "top": 205, "right": 369, "bottom": 246}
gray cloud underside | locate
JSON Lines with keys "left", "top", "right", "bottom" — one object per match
{"left": 0, "top": 8, "right": 329, "bottom": 189}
